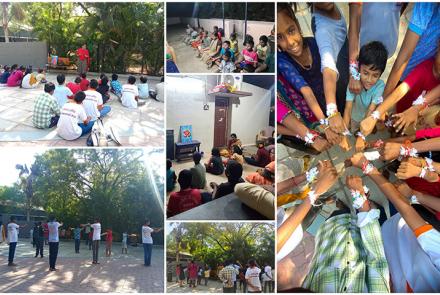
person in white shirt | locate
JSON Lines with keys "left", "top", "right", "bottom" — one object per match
{"left": 155, "top": 77, "right": 164, "bottom": 102}
{"left": 142, "top": 219, "right": 162, "bottom": 266}
{"left": 7, "top": 216, "right": 22, "bottom": 266}
{"left": 53, "top": 74, "right": 73, "bottom": 108}
{"left": 245, "top": 259, "right": 262, "bottom": 293}
{"left": 57, "top": 91, "right": 94, "bottom": 140}
{"left": 83, "top": 79, "right": 111, "bottom": 120}
{"left": 262, "top": 263, "right": 273, "bottom": 293}
{"left": 47, "top": 216, "right": 63, "bottom": 271}
{"left": 121, "top": 76, "right": 145, "bottom": 108}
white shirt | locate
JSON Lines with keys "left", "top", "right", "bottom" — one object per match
{"left": 83, "top": 90, "right": 103, "bottom": 120}
{"left": 54, "top": 85, "right": 73, "bottom": 108}
{"left": 121, "top": 84, "right": 139, "bottom": 109}
{"left": 57, "top": 102, "right": 88, "bottom": 140}
{"left": 142, "top": 225, "right": 153, "bottom": 244}
{"left": 264, "top": 265, "right": 273, "bottom": 281}
{"left": 48, "top": 221, "right": 61, "bottom": 242}
{"left": 21, "top": 73, "right": 39, "bottom": 89}
{"left": 7, "top": 222, "right": 19, "bottom": 243}
{"left": 245, "top": 267, "right": 262, "bottom": 292}
{"left": 382, "top": 213, "right": 440, "bottom": 292}
{"left": 155, "top": 82, "right": 164, "bottom": 102}
{"left": 91, "top": 223, "right": 101, "bottom": 241}
{"left": 122, "top": 233, "right": 128, "bottom": 243}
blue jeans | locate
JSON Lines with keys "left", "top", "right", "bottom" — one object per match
{"left": 74, "top": 239, "right": 80, "bottom": 253}
{"left": 99, "top": 105, "right": 111, "bottom": 118}
{"left": 143, "top": 243, "right": 153, "bottom": 266}
{"left": 8, "top": 242, "right": 17, "bottom": 264}
{"left": 79, "top": 121, "right": 95, "bottom": 136}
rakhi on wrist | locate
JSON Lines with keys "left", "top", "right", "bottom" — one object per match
{"left": 361, "top": 160, "right": 374, "bottom": 174}
{"left": 371, "top": 110, "right": 381, "bottom": 120}
{"left": 326, "top": 103, "right": 338, "bottom": 117}
{"left": 399, "top": 145, "right": 418, "bottom": 159}
{"left": 349, "top": 60, "right": 361, "bottom": 81}
{"left": 350, "top": 189, "right": 368, "bottom": 209}
{"left": 307, "top": 190, "right": 319, "bottom": 206}
{"left": 412, "top": 92, "right": 428, "bottom": 110}
{"left": 306, "top": 167, "right": 319, "bottom": 183}
{"left": 356, "top": 131, "right": 366, "bottom": 141}
{"left": 298, "top": 130, "right": 320, "bottom": 145}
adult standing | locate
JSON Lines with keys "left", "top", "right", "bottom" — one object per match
{"left": 7, "top": 216, "right": 21, "bottom": 266}
{"left": 84, "top": 223, "right": 91, "bottom": 247}
{"left": 90, "top": 219, "right": 102, "bottom": 264}
{"left": 47, "top": 216, "right": 63, "bottom": 271}
{"left": 218, "top": 260, "right": 239, "bottom": 293}
{"left": 188, "top": 260, "right": 198, "bottom": 287}
{"left": 245, "top": 259, "right": 262, "bottom": 293}
{"left": 34, "top": 221, "right": 44, "bottom": 258}
{"left": 141, "top": 219, "right": 162, "bottom": 266}
{"left": 76, "top": 44, "right": 90, "bottom": 75}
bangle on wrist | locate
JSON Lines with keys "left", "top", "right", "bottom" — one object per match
{"left": 350, "top": 189, "right": 368, "bottom": 210}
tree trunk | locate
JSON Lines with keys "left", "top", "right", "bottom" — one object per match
{"left": 2, "top": 3, "right": 9, "bottom": 43}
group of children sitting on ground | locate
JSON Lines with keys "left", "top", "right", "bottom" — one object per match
{"left": 166, "top": 133, "right": 275, "bottom": 218}
{"left": 0, "top": 65, "right": 153, "bottom": 141}
{"left": 182, "top": 24, "right": 275, "bottom": 73}
{"left": 0, "top": 64, "right": 47, "bottom": 87}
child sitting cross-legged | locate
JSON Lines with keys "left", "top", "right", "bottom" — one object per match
{"left": 138, "top": 76, "right": 149, "bottom": 99}
{"left": 54, "top": 74, "right": 73, "bottom": 108}
{"left": 217, "top": 50, "right": 235, "bottom": 73}
{"left": 207, "top": 40, "right": 232, "bottom": 69}
{"left": 235, "top": 40, "right": 258, "bottom": 73}
{"left": 32, "top": 82, "right": 60, "bottom": 129}
{"left": 343, "top": 41, "right": 388, "bottom": 151}
{"left": 110, "top": 74, "right": 123, "bottom": 98}
{"left": 0, "top": 65, "right": 11, "bottom": 84}
{"left": 67, "top": 77, "right": 82, "bottom": 95}
{"left": 121, "top": 76, "right": 146, "bottom": 108}
{"left": 196, "top": 31, "right": 211, "bottom": 58}
{"left": 229, "top": 33, "right": 239, "bottom": 60}
{"left": 57, "top": 91, "right": 94, "bottom": 140}
{"left": 256, "top": 35, "right": 269, "bottom": 63}
{"left": 205, "top": 147, "right": 224, "bottom": 175}
{"left": 97, "top": 75, "right": 110, "bottom": 104}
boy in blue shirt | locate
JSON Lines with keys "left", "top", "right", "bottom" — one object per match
{"left": 343, "top": 41, "right": 388, "bottom": 151}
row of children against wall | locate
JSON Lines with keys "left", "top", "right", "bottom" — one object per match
{"left": 176, "top": 25, "right": 274, "bottom": 73}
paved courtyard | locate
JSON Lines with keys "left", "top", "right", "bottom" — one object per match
{"left": 167, "top": 279, "right": 224, "bottom": 293}
{"left": 0, "top": 72, "right": 164, "bottom": 147}
{"left": 0, "top": 239, "right": 164, "bottom": 293}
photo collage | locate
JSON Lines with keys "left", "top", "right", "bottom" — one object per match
{"left": 1, "top": 1, "right": 440, "bottom": 294}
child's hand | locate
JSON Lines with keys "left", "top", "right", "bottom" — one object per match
{"left": 355, "top": 136, "right": 366, "bottom": 152}
{"left": 350, "top": 153, "right": 368, "bottom": 169}
{"left": 393, "top": 180, "right": 413, "bottom": 198}
{"left": 392, "top": 106, "right": 419, "bottom": 135}
{"left": 360, "top": 116, "right": 377, "bottom": 137}
{"left": 339, "top": 135, "right": 351, "bottom": 151}
{"left": 349, "top": 76, "right": 362, "bottom": 95}
{"left": 324, "top": 128, "right": 342, "bottom": 145}
{"left": 383, "top": 142, "right": 401, "bottom": 161}
{"left": 313, "top": 161, "right": 338, "bottom": 196}
{"left": 396, "top": 161, "right": 421, "bottom": 180}
{"left": 328, "top": 113, "right": 345, "bottom": 134}
{"left": 312, "top": 137, "right": 331, "bottom": 152}
{"left": 346, "top": 175, "right": 365, "bottom": 194}
{"left": 405, "top": 157, "right": 424, "bottom": 167}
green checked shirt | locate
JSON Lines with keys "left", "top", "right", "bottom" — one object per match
{"left": 303, "top": 211, "right": 390, "bottom": 293}
{"left": 218, "top": 265, "right": 239, "bottom": 288}
{"left": 33, "top": 92, "right": 60, "bottom": 129}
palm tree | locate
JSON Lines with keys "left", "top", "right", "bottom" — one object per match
{"left": 15, "top": 163, "right": 40, "bottom": 221}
